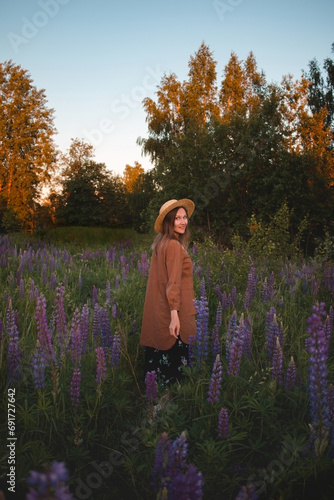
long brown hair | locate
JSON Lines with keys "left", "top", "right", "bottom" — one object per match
{"left": 152, "top": 206, "right": 191, "bottom": 254}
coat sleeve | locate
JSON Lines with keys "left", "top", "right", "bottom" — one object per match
{"left": 165, "top": 240, "right": 183, "bottom": 311}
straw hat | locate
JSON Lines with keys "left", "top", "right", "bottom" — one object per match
{"left": 154, "top": 199, "right": 195, "bottom": 233}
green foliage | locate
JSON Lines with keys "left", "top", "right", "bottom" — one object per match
{"left": 138, "top": 43, "right": 334, "bottom": 251}
{"left": 0, "top": 205, "right": 22, "bottom": 233}
{"left": 303, "top": 42, "right": 334, "bottom": 131}
{"left": 231, "top": 203, "right": 308, "bottom": 262}
{"left": 53, "top": 139, "right": 129, "bottom": 228}
{"left": 0, "top": 228, "right": 333, "bottom": 499}
{"left": 0, "top": 60, "right": 56, "bottom": 232}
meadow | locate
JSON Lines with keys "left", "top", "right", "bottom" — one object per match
{"left": 0, "top": 226, "right": 333, "bottom": 500}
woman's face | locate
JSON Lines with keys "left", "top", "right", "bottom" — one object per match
{"left": 173, "top": 207, "right": 188, "bottom": 236}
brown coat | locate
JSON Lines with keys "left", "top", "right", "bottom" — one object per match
{"left": 140, "top": 238, "right": 197, "bottom": 350}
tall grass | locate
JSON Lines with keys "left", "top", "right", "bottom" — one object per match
{"left": 0, "top": 227, "right": 333, "bottom": 499}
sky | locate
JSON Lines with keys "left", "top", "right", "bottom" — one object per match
{"left": 1, "top": 0, "right": 333, "bottom": 176}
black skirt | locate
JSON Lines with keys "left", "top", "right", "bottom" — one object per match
{"left": 144, "top": 338, "right": 189, "bottom": 385}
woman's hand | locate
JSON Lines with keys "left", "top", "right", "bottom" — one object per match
{"left": 169, "top": 310, "right": 180, "bottom": 338}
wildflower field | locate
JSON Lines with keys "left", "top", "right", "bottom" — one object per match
{"left": 0, "top": 227, "right": 333, "bottom": 500}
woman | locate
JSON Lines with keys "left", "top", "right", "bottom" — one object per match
{"left": 140, "top": 199, "right": 197, "bottom": 385}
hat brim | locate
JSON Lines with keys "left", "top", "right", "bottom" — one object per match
{"left": 154, "top": 199, "right": 195, "bottom": 233}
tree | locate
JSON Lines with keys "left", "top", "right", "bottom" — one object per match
{"left": 55, "top": 139, "right": 127, "bottom": 227}
{"left": 303, "top": 43, "right": 334, "bottom": 132}
{"left": 122, "top": 162, "right": 145, "bottom": 193}
{"left": 127, "top": 170, "right": 156, "bottom": 232}
{"left": 139, "top": 43, "right": 334, "bottom": 249}
{"left": 0, "top": 60, "right": 56, "bottom": 231}
{"left": 219, "top": 51, "right": 266, "bottom": 120}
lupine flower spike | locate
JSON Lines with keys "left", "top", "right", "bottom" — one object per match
{"left": 207, "top": 354, "right": 223, "bottom": 403}
{"left": 305, "top": 302, "right": 330, "bottom": 456}
{"left": 218, "top": 407, "right": 230, "bottom": 439}
{"left": 26, "top": 461, "right": 73, "bottom": 500}
{"left": 151, "top": 431, "right": 204, "bottom": 499}
{"left": 145, "top": 370, "right": 158, "bottom": 406}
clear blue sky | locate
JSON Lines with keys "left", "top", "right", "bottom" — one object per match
{"left": 1, "top": 0, "right": 333, "bottom": 175}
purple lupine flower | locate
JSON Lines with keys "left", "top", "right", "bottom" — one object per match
{"left": 105, "top": 279, "right": 111, "bottom": 306}
{"left": 95, "top": 346, "right": 107, "bottom": 383}
{"left": 6, "top": 299, "right": 22, "bottom": 385}
{"left": 138, "top": 251, "right": 149, "bottom": 276}
{"left": 54, "top": 284, "right": 68, "bottom": 362}
{"left": 100, "top": 307, "right": 112, "bottom": 354}
{"left": 70, "top": 367, "right": 81, "bottom": 409}
{"left": 120, "top": 252, "right": 127, "bottom": 266}
{"left": 271, "top": 337, "right": 283, "bottom": 386}
{"left": 211, "top": 304, "right": 222, "bottom": 357}
{"left": 207, "top": 354, "right": 223, "bottom": 403}
{"left": 231, "top": 286, "right": 237, "bottom": 307}
{"left": 106, "top": 246, "right": 116, "bottom": 266}
{"left": 324, "top": 314, "right": 332, "bottom": 358}
{"left": 112, "top": 298, "right": 117, "bottom": 319}
{"left": 194, "top": 297, "right": 209, "bottom": 366}
{"left": 261, "top": 272, "right": 275, "bottom": 302}
{"left": 235, "top": 482, "right": 259, "bottom": 500}
{"left": 122, "top": 265, "right": 129, "bottom": 281}
{"left": 80, "top": 304, "right": 90, "bottom": 353}
{"left": 228, "top": 315, "right": 245, "bottom": 377}
{"left": 242, "top": 315, "right": 252, "bottom": 360}
{"left": 151, "top": 432, "right": 172, "bottom": 490}
{"left": 168, "top": 464, "right": 204, "bottom": 500}
{"left": 145, "top": 370, "right": 158, "bottom": 406}
{"left": 42, "top": 263, "right": 48, "bottom": 285}
{"left": 29, "top": 279, "right": 38, "bottom": 300}
{"left": 169, "top": 431, "right": 188, "bottom": 470}
{"left": 285, "top": 356, "right": 297, "bottom": 391}
{"left": 244, "top": 266, "right": 257, "bottom": 310}
{"left": 265, "top": 309, "right": 279, "bottom": 359}
{"left": 199, "top": 277, "right": 206, "bottom": 300}
{"left": 35, "top": 293, "right": 57, "bottom": 366}
{"left": 92, "top": 303, "right": 100, "bottom": 341}
{"left": 211, "top": 324, "right": 220, "bottom": 358}
{"left": 50, "top": 272, "right": 57, "bottom": 289}
{"left": 111, "top": 331, "right": 121, "bottom": 368}
{"left": 215, "top": 302, "right": 222, "bottom": 328}
{"left": 305, "top": 302, "right": 330, "bottom": 456}
{"left": 151, "top": 432, "right": 203, "bottom": 499}
{"left": 19, "top": 278, "right": 24, "bottom": 299}
{"left": 226, "top": 310, "right": 238, "bottom": 360}
{"left": 92, "top": 303, "right": 111, "bottom": 352}
{"left": 115, "top": 275, "right": 120, "bottom": 290}
{"left": 218, "top": 407, "right": 230, "bottom": 439}
{"left": 220, "top": 291, "right": 229, "bottom": 310}
{"left": 70, "top": 308, "right": 82, "bottom": 368}
{"left": 32, "top": 340, "right": 46, "bottom": 390}
{"left": 26, "top": 461, "right": 73, "bottom": 500}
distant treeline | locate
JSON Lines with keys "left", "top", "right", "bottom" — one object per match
{"left": 0, "top": 43, "right": 333, "bottom": 254}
